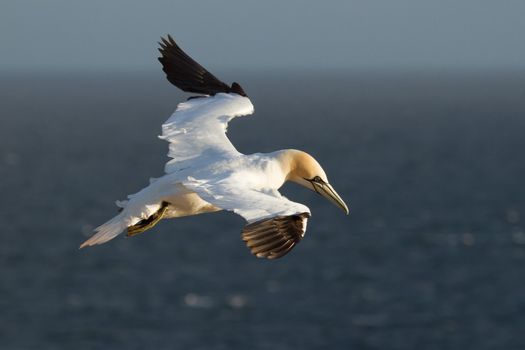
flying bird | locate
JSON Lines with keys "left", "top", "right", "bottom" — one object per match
{"left": 80, "top": 35, "right": 349, "bottom": 259}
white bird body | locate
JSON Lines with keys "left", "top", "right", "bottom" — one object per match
{"left": 119, "top": 149, "right": 301, "bottom": 223}
{"left": 81, "top": 36, "right": 348, "bottom": 259}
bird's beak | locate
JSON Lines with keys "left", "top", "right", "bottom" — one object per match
{"left": 312, "top": 180, "right": 349, "bottom": 215}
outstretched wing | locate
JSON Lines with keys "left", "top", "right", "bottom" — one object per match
{"left": 242, "top": 213, "right": 310, "bottom": 259}
{"left": 160, "top": 93, "right": 254, "bottom": 173}
{"left": 183, "top": 180, "right": 311, "bottom": 259}
{"left": 158, "top": 35, "right": 246, "bottom": 96}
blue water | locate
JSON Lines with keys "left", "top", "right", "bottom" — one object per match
{"left": 1, "top": 71, "right": 524, "bottom": 349}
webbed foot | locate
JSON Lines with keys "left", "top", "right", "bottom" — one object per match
{"left": 127, "top": 201, "right": 169, "bottom": 237}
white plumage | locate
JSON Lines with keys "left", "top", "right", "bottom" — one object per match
{"left": 81, "top": 94, "right": 309, "bottom": 247}
{"left": 80, "top": 35, "right": 348, "bottom": 259}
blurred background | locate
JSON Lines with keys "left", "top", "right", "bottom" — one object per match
{"left": 1, "top": 1, "right": 525, "bottom": 349}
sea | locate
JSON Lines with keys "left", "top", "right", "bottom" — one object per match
{"left": 0, "top": 70, "right": 524, "bottom": 349}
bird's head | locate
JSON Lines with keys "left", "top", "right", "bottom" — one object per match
{"left": 281, "top": 150, "right": 349, "bottom": 214}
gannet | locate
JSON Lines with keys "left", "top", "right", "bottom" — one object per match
{"left": 80, "top": 35, "right": 349, "bottom": 259}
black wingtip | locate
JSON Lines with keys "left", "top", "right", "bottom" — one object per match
{"left": 230, "top": 82, "right": 247, "bottom": 97}
{"left": 157, "top": 34, "right": 247, "bottom": 96}
{"left": 242, "top": 213, "right": 309, "bottom": 259}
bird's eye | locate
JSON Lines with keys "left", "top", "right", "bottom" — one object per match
{"left": 312, "top": 176, "right": 322, "bottom": 182}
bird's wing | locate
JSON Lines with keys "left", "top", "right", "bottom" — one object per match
{"left": 160, "top": 93, "right": 254, "bottom": 173}
{"left": 183, "top": 180, "right": 311, "bottom": 259}
{"left": 158, "top": 35, "right": 246, "bottom": 96}
{"left": 241, "top": 213, "right": 310, "bottom": 259}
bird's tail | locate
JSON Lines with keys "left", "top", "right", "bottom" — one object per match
{"left": 79, "top": 213, "right": 128, "bottom": 249}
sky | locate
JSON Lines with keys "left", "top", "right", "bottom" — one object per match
{"left": 1, "top": 0, "right": 525, "bottom": 72}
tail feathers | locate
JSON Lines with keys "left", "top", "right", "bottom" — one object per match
{"left": 79, "top": 214, "right": 128, "bottom": 249}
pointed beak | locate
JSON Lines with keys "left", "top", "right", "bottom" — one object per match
{"left": 313, "top": 181, "right": 349, "bottom": 215}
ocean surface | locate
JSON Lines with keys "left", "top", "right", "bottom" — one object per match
{"left": 1, "top": 70, "right": 524, "bottom": 349}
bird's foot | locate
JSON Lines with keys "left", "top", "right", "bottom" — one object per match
{"left": 127, "top": 201, "right": 169, "bottom": 237}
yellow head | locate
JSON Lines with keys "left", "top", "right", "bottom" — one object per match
{"left": 279, "top": 150, "right": 349, "bottom": 214}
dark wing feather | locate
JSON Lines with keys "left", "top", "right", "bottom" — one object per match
{"left": 241, "top": 213, "right": 310, "bottom": 260}
{"left": 158, "top": 35, "right": 246, "bottom": 96}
